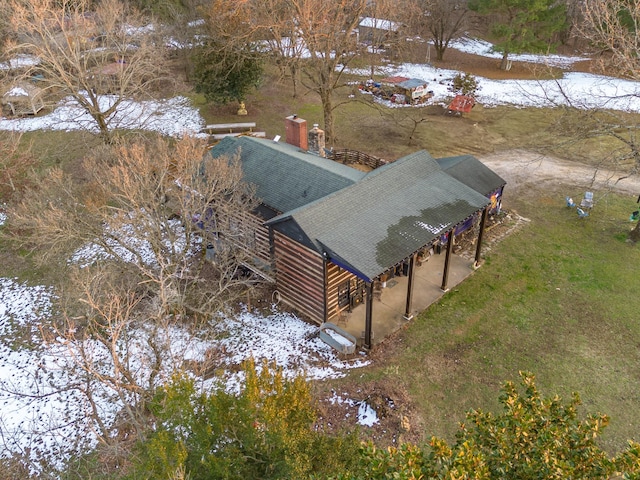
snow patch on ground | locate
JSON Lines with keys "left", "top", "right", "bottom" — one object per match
{"left": 357, "top": 401, "right": 380, "bottom": 427}
{"left": 449, "top": 37, "right": 588, "bottom": 68}
{"left": 357, "top": 62, "right": 640, "bottom": 112}
{"left": 0, "top": 94, "right": 205, "bottom": 138}
{"left": 0, "top": 279, "right": 370, "bottom": 472}
{"left": 210, "top": 308, "right": 370, "bottom": 395}
{"left": 0, "top": 54, "right": 41, "bottom": 71}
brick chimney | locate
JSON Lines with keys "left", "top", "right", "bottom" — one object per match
{"left": 308, "top": 124, "right": 326, "bottom": 157}
{"left": 285, "top": 115, "right": 308, "bottom": 150}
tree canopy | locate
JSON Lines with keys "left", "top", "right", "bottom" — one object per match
{"left": 192, "top": 41, "right": 263, "bottom": 105}
{"left": 469, "top": 0, "right": 567, "bottom": 70}
{"left": 130, "top": 360, "right": 359, "bottom": 480}
{"left": 4, "top": 0, "right": 172, "bottom": 142}
{"left": 335, "top": 373, "right": 640, "bottom": 479}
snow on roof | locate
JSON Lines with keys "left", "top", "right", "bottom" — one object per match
{"left": 359, "top": 17, "right": 399, "bottom": 32}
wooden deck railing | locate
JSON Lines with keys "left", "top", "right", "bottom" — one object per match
{"left": 328, "top": 149, "right": 387, "bottom": 170}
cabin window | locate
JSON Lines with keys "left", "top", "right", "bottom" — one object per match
{"left": 337, "top": 281, "right": 350, "bottom": 308}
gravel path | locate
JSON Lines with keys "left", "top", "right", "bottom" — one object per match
{"left": 478, "top": 149, "right": 640, "bottom": 197}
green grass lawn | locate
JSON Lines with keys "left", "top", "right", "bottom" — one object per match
{"left": 355, "top": 188, "right": 640, "bottom": 453}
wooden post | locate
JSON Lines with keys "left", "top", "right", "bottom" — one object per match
{"left": 268, "top": 226, "right": 276, "bottom": 271}
{"left": 441, "top": 229, "right": 454, "bottom": 292}
{"left": 474, "top": 207, "right": 489, "bottom": 269}
{"left": 322, "top": 255, "right": 329, "bottom": 323}
{"left": 404, "top": 253, "right": 416, "bottom": 320}
{"left": 364, "top": 281, "right": 374, "bottom": 350}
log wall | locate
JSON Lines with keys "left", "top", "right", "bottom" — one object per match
{"left": 273, "top": 231, "right": 325, "bottom": 324}
{"left": 326, "top": 262, "right": 358, "bottom": 322}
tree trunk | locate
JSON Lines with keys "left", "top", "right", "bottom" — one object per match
{"left": 435, "top": 43, "right": 445, "bottom": 61}
{"left": 320, "top": 88, "right": 334, "bottom": 145}
{"left": 290, "top": 63, "right": 299, "bottom": 99}
{"left": 95, "top": 113, "right": 112, "bottom": 143}
{"left": 500, "top": 50, "right": 511, "bottom": 70}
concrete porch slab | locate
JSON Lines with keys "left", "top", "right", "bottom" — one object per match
{"left": 338, "top": 253, "right": 475, "bottom": 345}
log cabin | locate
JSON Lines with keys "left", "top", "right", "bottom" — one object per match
{"left": 208, "top": 116, "right": 506, "bottom": 348}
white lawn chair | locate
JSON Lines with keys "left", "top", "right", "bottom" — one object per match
{"left": 580, "top": 191, "right": 593, "bottom": 209}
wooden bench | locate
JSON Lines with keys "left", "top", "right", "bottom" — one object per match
{"left": 209, "top": 131, "right": 266, "bottom": 141}
{"left": 201, "top": 122, "right": 257, "bottom": 134}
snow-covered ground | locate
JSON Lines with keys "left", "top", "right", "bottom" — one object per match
{"left": 354, "top": 38, "right": 640, "bottom": 111}
{"left": 0, "top": 277, "right": 370, "bottom": 472}
{"left": 1, "top": 37, "right": 639, "bottom": 474}
{"left": 449, "top": 37, "right": 588, "bottom": 69}
{"left": 0, "top": 94, "right": 205, "bottom": 137}
{"left": 1, "top": 38, "right": 638, "bottom": 139}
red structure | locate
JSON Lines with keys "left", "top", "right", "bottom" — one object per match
{"left": 447, "top": 95, "right": 476, "bottom": 116}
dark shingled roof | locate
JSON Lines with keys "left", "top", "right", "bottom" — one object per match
{"left": 267, "top": 151, "right": 490, "bottom": 281}
{"left": 209, "top": 136, "right": 365, "bottom": 213}
{"left": 436, "top": 155, "right": 506, "bottom": 196}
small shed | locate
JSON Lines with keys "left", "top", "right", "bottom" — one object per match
{"left": 1, "top": 82, "right": 45, "bottom": 116}
{"left": 380, "top": 76, "right": 432, "bottom": 104}
{"left": 358, "top": 17, "right": 400, "bottom": 45}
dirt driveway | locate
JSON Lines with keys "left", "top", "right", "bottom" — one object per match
{"left": 478, "top": 149, "right": 640, "bottom": 197}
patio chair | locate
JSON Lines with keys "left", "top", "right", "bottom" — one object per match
{"left": 335, "top": 305, "right": 350, "bottom": 327}
{"left": 580, "top": 191, "right": 594, "bottom": 209}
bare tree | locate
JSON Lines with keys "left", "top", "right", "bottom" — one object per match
{"left": 409, "top": 0, "right": 469, "bottom": 62}
{"left": 201, "top": 0, "right": 396, "bottom": 144}
{"left": 580, "top": 1, "right": 640, "bottom": 80}
{"left": 7, "top": 134, "right": 260, "bottom": 318}
{"left": 289, "top": 0, "right": 372, "bottom": 144}
{"left": 5, "top": 0, "right": 173, "bottom": 143}
{"left": 254, "top": 0, "right": 305, "bottom": 98}
{"left": 1, "top": 134, "right": 260, "bottom": 471}
{"left": 0, "top": 262, "right": 219, "bottom": 474}
{"left": 0, "top": 132, "right": 36, "bottom": 201}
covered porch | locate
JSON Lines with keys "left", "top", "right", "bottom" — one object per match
{"left": 336, "top": 249, "right": 476, "bottom": 346}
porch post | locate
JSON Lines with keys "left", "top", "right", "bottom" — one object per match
{"left": 364, "top": 281, "right": 374, "bottom": 349}
{"left": 404, "top": 253, "right": 416, "bottom": 320}
{"left": 441, "top": 228, "right": 455, "bottom": 292}
{"left": 474, "top": 207, "right": 489, "bottom": 269}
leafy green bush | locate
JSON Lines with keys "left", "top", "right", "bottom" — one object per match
{"left": 335, "top": 373, "right": 640, "bottom": 479}
{"left": 129, "top": 359, "right": 358, "bottom": 479}
{"left": 192, "top": 42, "right": 263, "bottom": 105}
{"left": 451, "top": 72, "right": 479, "bottom": 97}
